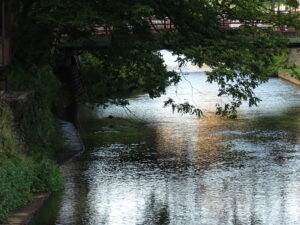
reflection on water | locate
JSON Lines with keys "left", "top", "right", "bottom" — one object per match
{"left": 30, "top": 73, "right": 300, "bottom": 225}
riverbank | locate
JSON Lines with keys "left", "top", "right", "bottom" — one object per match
{"left": 0, "top": 118, "right": 84, "bottom": 225}
{"left": 1, "top": 194, "right": 50, "bottom": 225}
{"left": 275, "top": 48, "right": 300, "bottom": 86}
{"left": 0, "top": 67, "right": 69, "bottom": 224}
{"left": 0, "top": 66, "right": 85, "bottom": 224}
{"left": 278, "top": 72, "right": 300, "bottom": 86}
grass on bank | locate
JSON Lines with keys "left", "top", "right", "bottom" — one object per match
{"left": 279, "top": 67, "right": 300, "bottom": 80}
{"left": 271, "top": 53, "right": 300, "bottom": 81}
{"left": 0, "top": 66, "right": 65, "bottom": 223}
{"left": 0, "top": 101, "right": 64, "bottom": 223}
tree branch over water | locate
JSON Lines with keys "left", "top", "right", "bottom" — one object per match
{"left": 10, "top": 0, "right": 300, "bottom": 116}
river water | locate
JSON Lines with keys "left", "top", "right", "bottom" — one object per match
{"left": 30, "top": 71, "right": 300, "bottom": 225}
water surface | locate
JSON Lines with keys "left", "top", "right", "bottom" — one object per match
{"left": 30, "top": 73, "right": 300, "bottom": 225}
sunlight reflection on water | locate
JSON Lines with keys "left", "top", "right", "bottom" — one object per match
{"left": 30, "top": 62, "right": 300, "bottom": 225}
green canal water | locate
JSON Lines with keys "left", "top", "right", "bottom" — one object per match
{"left": 30, "top": 72, "right": 300, "bottom": 225}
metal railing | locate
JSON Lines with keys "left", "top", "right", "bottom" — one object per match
{"left": 95, "top": 18, "right": 175, "bottom": 35}
{"left": 281, "top": 31, "right": 300, "bottom": 39}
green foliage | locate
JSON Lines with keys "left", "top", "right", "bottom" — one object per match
{"left": 0, "top": 158, "right": 34, "bottom": 222}
{"left": 10, "top": 65, "right": 64, "bottom": 156}
{"left": 31, "top": 159, "right": 64, "bottom": 193}
{"left": 270, "top": 54, "right": 288, "bottom": 75}
{"left": 164, "top": 98, "right": 203, "bottom": 117}
{"left": 10, "top": 0, "right": 300, "bottom": 115}
{"left": 272, "top": 51, "right": 300, "bottom": 81}
{"left": 291, "top": 67, "right": 300, "bottom": 79}
{"left": 281, "top": 66, "right": 300, "bottom": 80}
{"left": 80, "top": 50, "right": 180, "bottom": 105}
{"left": 0, "top": 84, "right": 64, "bottom": 222}
{"left": 0, "top": 102, "right": 23, "bottom": 158}
{"left": 0, "top": 157, "right": 64, "bottom": 223}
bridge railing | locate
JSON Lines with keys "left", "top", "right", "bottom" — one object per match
{"left": 148, "top": 18, "right": 175, "bottom": 32}
{"left": 281, "top": 31, "right": 300, "bottom": 39}
{"left": 95, "top": 18, "right": 300, "bottom": 41}
{"left": 95, "top": 18, "right": 175, "bottom": 35}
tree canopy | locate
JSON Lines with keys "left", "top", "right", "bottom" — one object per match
{"left": 10, "top": 0, "right": 300, "bottom": 116}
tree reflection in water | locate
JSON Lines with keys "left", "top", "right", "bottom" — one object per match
{"left": 29, "top": 74, "right": 300, "bottom": 225}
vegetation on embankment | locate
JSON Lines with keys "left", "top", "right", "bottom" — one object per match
{"left": 271, "top": 50, "right": 300, "bottom": 82}
{"left": 0, "top": 66, "right": 65, "bottom": 223}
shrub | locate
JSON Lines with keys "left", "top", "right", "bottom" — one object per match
{"left": 0, "top": 102, "right": 23, "bottom": 158}
{"left": 10, "top": 65, "right": 64, "bottom": 156}
{"left": 31, "top": 159, "right": 64, "bottom": 193}
{"left": 0, "top": 158, "right": 34, "bottom": 222}
{"left": 0, "top": 157, "right": 64, "bottom": 222}
{"left": 0, "top": 101, "right": 64, "bottom": 223}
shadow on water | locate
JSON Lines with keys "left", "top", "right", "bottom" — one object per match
{"left": 141, "top": 193, "right": 170, "bottom": 225}
{"left": 30, "top": 73, "right": 300, "bottom": 225}
{"left": 29, "top": 191, "right": 64, "bottom": 225}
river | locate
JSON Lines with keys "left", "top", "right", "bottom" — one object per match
{"left": 30, "top": 70, "right": 300, "bottom": 225}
